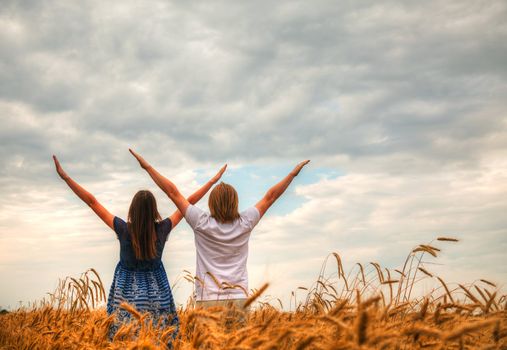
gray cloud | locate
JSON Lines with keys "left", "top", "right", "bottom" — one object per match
{"left": 2, "top": 0, "right": 506, "bottom": 167}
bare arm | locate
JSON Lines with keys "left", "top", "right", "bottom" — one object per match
{"left": 53, "top": 155, "right": 114, "bottom": 230}
{"left": 129, "top": 149, "right": 191, "bottom": 216}
{"left": 255, "top": 160, "right": 310, "bottom": 218}
{"left": 169, "top": 164, "right": 227, "bottom": 227}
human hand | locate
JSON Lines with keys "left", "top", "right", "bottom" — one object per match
{"left": 290, "top": 160, "right": 310, "bottom": 177}
{"left": 210, "top": 164, "right": 227, "bottom": 184}
{"left": 53, "top": 155, "right": 69, "bottom": 180}
{"left": 129, "top": 148, "right": 151, "bottom": 169}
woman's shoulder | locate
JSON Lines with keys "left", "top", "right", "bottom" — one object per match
{"left": 156, "top": 218, "right": 173, "bottom": 241}
{"left": 157, "top": 217, "right": 172, "bottom": 230}
{"left": 113, "top": 217, "right": 129, "bottom": 240}
{"left": 114, "top": 216, "right": 127, "bottom": 226}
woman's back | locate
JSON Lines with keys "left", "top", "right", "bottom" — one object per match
{"left": 107, "top": 216, "right": 178, "bottom": 339}
{"left": 113, "top": 216, "right": 172, "bottom": 271}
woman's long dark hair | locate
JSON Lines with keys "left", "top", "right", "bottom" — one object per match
{"left": 127, "top": 190, "right": 161, "bottom": 260}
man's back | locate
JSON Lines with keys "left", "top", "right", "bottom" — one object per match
{"left": 185, "top": 204, "right": 261, "bottom": 301}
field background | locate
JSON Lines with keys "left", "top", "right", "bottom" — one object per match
{"left": 2, "top": 0, "right": 507, "bottom": 315}
{"left": 1, "top": 238, "right": 506, "bottom": 349}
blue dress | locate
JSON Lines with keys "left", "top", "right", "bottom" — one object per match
{"left": 107, "top": 217, "right": 179, "bottom": 342}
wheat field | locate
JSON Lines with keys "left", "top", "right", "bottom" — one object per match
{"left": 1, "top": 237, "right": 506, "bottom": 350}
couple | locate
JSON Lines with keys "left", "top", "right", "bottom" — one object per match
{"left": 53, "top": 149, "right": 309, "bottom": 340}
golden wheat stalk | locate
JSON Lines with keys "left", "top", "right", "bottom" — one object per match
{"left": 244, "top": 283, "right": 270, "bottom": 309}
{"left": 437, "top": 237, "right": 459, "bottom": 242}
{"left": 418, "top": 267, "right": 433, "bottom": 277}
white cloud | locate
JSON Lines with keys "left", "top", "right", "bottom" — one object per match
{"left": 247, "top": 153, "right": 507, "bottom": 305}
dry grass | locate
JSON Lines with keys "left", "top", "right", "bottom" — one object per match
{"left": 1, "top": 238, "right": 506, "bottom": 349}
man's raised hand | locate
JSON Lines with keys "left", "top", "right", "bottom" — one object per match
{"left": 210, "top": 164, "right": 227, "bottom": 184}
{"left": 290, "top": 160, "right": 310, "bottom": 177}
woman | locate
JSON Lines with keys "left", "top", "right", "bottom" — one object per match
{"left": 129, "top": 149, "right": 309, "bottom": 309}
{"left": 52, "top": 155, "right": 226, "bottom": 341}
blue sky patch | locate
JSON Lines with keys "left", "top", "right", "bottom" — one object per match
{"left": 195, "top": 164, "right": 342, "bottom": 215}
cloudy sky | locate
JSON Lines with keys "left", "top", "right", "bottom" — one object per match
{"left": 1, "top": 1, "right": 506, "bottom": 310}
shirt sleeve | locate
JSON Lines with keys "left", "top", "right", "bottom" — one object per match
{"left": 184, "top": 204, "right": 208, "bottom": 230}
{"left": 113, "top": 216, "right": 128, "bottom": 241}
{"left": 161, "top": 218, "right": 173, "bottom": 241}
{"left": 240, "top": 206, "right": 261, "bottom": 231}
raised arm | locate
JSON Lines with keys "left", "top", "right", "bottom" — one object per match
{"left": 53, "top": 155, "right": 114, "bottom": 230}
{"left": 169, "top": 164, "right": 227, "bottom": 227}
{"left": 255, "top": 160, "right": 310, "bottom": 218}
{"left": 129, "top": 149, "right": 190, "bottom": 215}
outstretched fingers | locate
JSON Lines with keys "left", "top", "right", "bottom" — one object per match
{"left": 211, "top": 164, "right": 228, "bottom": 183}
{"left": 129, "top": 148, "right": 150, "bottom": 169}
{"left": 53, "top": 155, "right": 68, "bottom": 179}
{"left": 128, "top": 148, "right": 140, "bottom": 161}
{"left": 291, "top": 159, "right": 310, "bottom": 176}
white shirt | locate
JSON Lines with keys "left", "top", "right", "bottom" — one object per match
{"left": 184, "top": 204, "right": 261, "bottom": 301}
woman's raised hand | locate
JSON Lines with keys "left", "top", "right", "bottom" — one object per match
{"left": 290, "top": 160, "right": 310, "bottom": 177}
{"left": 53, "top": 155, "right": 69, "bottom": 180}
{"left": 129, "top": 148, "right": 151, "bottom": 169}
{"left": 52, "top": 155, "right": 114, "bottom": 229}
{"left": 210, "top": 164, "right": 227, "bottom": 184}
